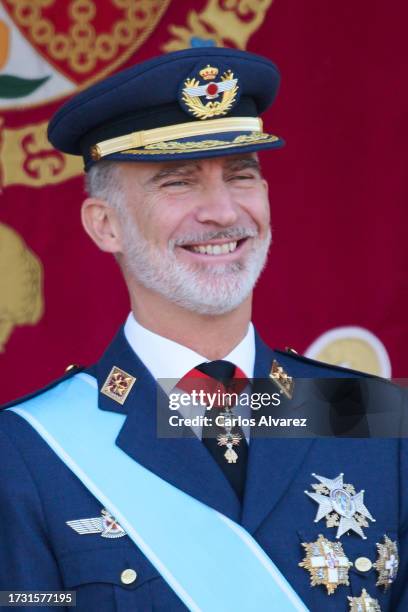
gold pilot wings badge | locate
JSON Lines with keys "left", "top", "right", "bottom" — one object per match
{"left": 66, "top": 509, "right": 126, "bottom": 538}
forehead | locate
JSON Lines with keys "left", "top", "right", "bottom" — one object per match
{"left": 118, "top": 153, "right": 260, "bottom": 183}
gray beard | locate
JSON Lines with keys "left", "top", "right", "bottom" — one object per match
{"left": 121, "top": 224, "right": 271, "bottom": 315}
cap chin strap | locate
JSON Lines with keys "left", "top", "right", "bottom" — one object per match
{"left": 91, "top": 116, "right": 263, "bottom": 160}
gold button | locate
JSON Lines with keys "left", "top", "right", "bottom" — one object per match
{"left": 355, "top": 557, "right": 372, "bottom": 572}
{"left": 65, "top": 364, "right": 78, "bottom": 373}
{"left": 120, "top": 568, "right": 137, "bottom": 585}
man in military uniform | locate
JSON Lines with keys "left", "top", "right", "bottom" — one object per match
{"left": 0, "top": 48, "right": 407, "bottom": 611}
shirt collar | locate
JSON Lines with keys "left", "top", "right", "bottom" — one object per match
{"left": 124, "top": 312, "right": 255, "bottom": 381}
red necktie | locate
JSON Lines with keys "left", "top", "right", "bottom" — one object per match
{"left": 177, "top": 360, "right": 249, "bottom": 501}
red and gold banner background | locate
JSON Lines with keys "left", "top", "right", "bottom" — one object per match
{"left": 1, "top": 0, "right": 407, "bottom": 403}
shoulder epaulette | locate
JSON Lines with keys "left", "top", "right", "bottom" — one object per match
{"left": 0, "top": 365, "right": 85, "bottom": 411}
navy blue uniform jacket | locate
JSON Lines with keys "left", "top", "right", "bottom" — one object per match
{"left": 0, "top": 328, "right": 407, "bottom": 611}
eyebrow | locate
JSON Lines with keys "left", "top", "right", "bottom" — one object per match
{"left": 147, "top": 155, "right": 261, "bottom": 185}
{"left": 223, "top": 157, "right": 261, "bottom": 173}
{"left": 147, "top": 162, "right": 201, "bottom": 185}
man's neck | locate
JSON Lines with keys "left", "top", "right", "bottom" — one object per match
{"left": 129, "top": 285, "right": 252, "bottom": 360}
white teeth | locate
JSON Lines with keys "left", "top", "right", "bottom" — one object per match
{"left": 191, "top": 241, "right": 238, "bottom": 255}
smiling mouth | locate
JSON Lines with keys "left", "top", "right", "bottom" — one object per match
{"left": 181, "top": 238, "right": 247, "bottom": 256}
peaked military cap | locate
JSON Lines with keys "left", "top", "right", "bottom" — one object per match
{"left": 48, "top": 47, "right": 284, "bottom": 170}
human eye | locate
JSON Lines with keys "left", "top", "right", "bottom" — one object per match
{"left": 227, "top": 171, "right": 257, "bottom": 182}
{"left": 161, "top": 179, "right": 190, "bottom": 187}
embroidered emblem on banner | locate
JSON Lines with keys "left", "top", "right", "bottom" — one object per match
{"left": 373, "top": 535, "right": 399, "bottom": 590}
{"left": 305, "top": 473, "right": 375, "bottom": 539}
{"left": 181, "top": 64, "right": 239, "bottom": 120}
{"left": 101, "top": 366, "right": 136, "bottom": 405}
{"left": 66, "top": 509, "right": 126, "bottom": 539}
{"left": 299, "top": 534, "right": 352, "bottom": 594}
{"left": 269, "top": 360, "right": 294, "bottom": 399}
{"left": 348, "top": 588, "right": 381, "bottom": 612}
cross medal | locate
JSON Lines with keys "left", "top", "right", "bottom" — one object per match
{"left": 216, "top": 404, "right": 242, "bottom": 463}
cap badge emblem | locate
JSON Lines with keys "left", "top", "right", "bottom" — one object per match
{"left": 305, "top": 472, "right": 375, "bottom": 539}
{"left": 299, "top": 534, "right": 352, "bottom": 594}
{"left": 373, "top": 535, "right": 399, "bottom": 590}
{"left": 181, "top": 64, "right": 239, "bottom": 120}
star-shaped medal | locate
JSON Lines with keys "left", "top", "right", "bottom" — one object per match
{"left": 348, "top": 589, "right": 381, "bottom": 612}
{"left": 299, "top": 534, "right": 352, "bottom": 594}
{"left": 305, "top": 473, "right": 375, "bottom": 539}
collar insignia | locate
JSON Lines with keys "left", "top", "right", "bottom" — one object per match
{"left": 348, "top": 589, "right": 381, "bottom": 612}
{"left": 305, "top": 473, "right": 375, "bottom": 539}
{"left": 269, "top": 359, "right": 294, "bottom": 399}
{"left": 299, "top": 534, "right": 352, "bottom": 594}
{"left": 373, "top": 535, "right": 399, "bottom": 590}
{"left": 66, "top": 509, "right": 126, "bottom": 539}
{"left": 101, "top": 365, "right": 136, "bottom": 405}
{"left": 180, "top": 64, "right": 239, "bottom": 120}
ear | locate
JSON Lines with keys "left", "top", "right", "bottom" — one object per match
{"left": 262, "top": 177, "right": 269, "bottom": 195}
{"left": 81, "top": 197, "right": 123, "bottom": 253}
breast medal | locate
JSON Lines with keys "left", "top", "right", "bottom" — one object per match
{"left": 66, "top": 508, "right": 126, "bottom": 538}
{"left": 347, "top": 589, "right": 381, "bottom": 612}
{"left": 299, "top": 534, "right": 352, "bottom": 594}
{"left": 305, "top": 473, "right": 375, "bottom": 539}
{"left": 373, "top": 535, "right": 399, "bottom": 590}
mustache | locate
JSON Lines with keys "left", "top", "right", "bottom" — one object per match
{"left": 170, "top": 227, "right": 258, "bottom": 248}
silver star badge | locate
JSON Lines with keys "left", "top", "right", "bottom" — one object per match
{"left": 305, "top": 473, "right": 375, "bottom": 539}
{"left": 66, "top": 509, "right": 126, "bottom": 539}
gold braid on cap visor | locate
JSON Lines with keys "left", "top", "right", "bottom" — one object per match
{"left": 90, "top": 117, "right": 271, "bottom": 160}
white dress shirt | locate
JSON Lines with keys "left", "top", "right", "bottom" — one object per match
{"left": 124, "top": 313, "right": 255, "bottom": 440}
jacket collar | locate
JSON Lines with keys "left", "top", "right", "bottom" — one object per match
{"left": 241, "top": 331, "right": 315, "bottom": 534}
{"left": 88, "top": 327, "right": 240, "bottom": 522}
{"left": 88, "top": 326, "right": 316, "bottom": 533}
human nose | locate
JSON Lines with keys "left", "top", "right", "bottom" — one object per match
{"left": 195, "top": 182, "right": 239, "bottom": 227}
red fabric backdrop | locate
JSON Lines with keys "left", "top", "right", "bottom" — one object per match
{"left": 1, "top": 0, "right": 407, "bottom": 403}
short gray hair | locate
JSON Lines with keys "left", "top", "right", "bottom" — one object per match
{"left": 84, "top": 161, "right": 124, "bottom": 211}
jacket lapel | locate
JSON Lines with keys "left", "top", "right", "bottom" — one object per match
{"left": 241, "top": 332, "right": 315, "bottom": 534}
{"left": 88, "top": 328, "right": 240, "bottom": 522}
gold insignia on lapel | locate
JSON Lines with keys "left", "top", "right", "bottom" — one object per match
{"left": 305, "top": 473, "right": 376, "bottom": 539}
{"left": 269, "top": 359, "right": 294, "bottom": 399}
{"left": 299, "top": 534, "right": 352, "bottom": 594}
{"left": 373, "top": 535, "right": 399, "bottom": 590}
{"left": 101, "top": 366, "right": 136, "bottom": 405}
{"left": 347, "top": 589, "right": 381, "bottom": 612}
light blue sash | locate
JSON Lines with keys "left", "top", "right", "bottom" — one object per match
{"left": 10, "top": 373, "right": 309, "bottom": 612}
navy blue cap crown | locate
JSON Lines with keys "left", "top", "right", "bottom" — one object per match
{"left": 48, "top": 47, "right": 283, "bottom": 170}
